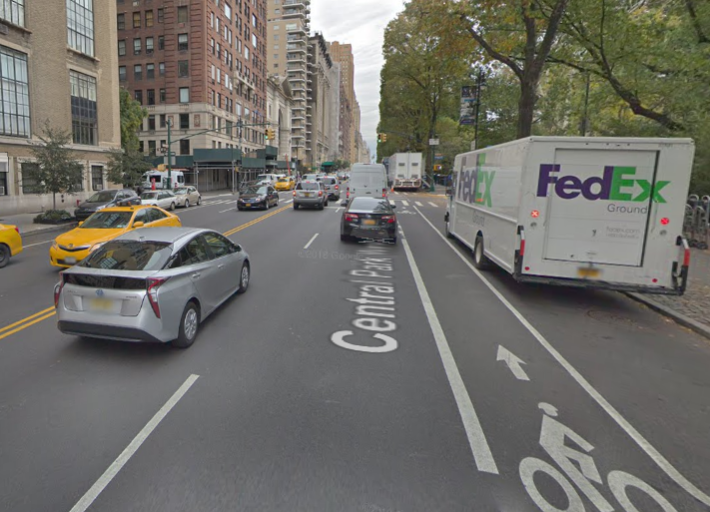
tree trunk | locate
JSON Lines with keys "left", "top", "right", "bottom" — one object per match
{"left": 517, "top": 78, "right": 537, "bottom": 138}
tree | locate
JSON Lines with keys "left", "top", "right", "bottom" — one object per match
{"left": 26, "top": 123, "right": 85, "bottom": 210}
{"left": 457, "top": 0, "right": 570, "bottom": 138}
{"left": 119, "top": 88, "right": 147, "bottom": 150}
{"left": 106, "top": 147, "right": 152, "bottom": 190}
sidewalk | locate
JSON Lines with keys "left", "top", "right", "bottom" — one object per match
{"left": 0, "top": 208, "right": 76, "bottom": 237}
{"left": 630, "top": 248, "right": 710, "bottom": 337}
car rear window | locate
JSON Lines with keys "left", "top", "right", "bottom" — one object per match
{"left": 297, "top": 182, "right": 320, "bottom": 190}
{"left": 350, "top": 198, "right": 392, "bottom": 213}
{"left": 321, "top": 178, "right": 336, "bottom": 185}
{"left": 81, "top": 240, "right": 173, "bottom": 271}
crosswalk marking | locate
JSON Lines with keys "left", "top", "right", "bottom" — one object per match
{"left": 428, "top": 201, "right": 438, "bottom": 207}
{"left": 402, "top": 200, "right": 409, "bottom": 207}
{"left": 415, "top": 201, "right": 424, "bottom": 207}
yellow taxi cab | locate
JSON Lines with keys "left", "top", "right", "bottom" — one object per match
{"left": 0, "top": 223, "right": 23, "bottom": 268}
{"left": 49, "top": 205, "right": 181, "bottom": 268}
{"left": 274, "top": 176, "right": 295, "bottom": 191}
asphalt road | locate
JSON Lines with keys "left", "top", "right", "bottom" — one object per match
{"left": 0, "top": 190, "right": 709, "bottom": 511}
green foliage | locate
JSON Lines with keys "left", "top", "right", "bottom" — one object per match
{"left": 106, "top": 147, "right": 152, "bottom": 190}
{"left": 120, "top": 88, "right": 147, "bottom": 151}
{"left": 33, "top": 209, "right": 73, "bottom": 224}
{"left": 331, "top": 159, "right": 350, "bottom": 170}
{"left": 27, "top": 122, "right": 85, "bottom": 210}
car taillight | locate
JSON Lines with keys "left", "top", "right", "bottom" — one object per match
{"left": 345, "top": 213, "right": 359, "bottom": 222}
{"left": 382, "top": 188, "right": 387, "bottom": 198}
{"left": 318, "top": 190, "right": 323, "bottom": 197}
{"left": 335, "top": 184, "right": 339, "bottom": 190}
{"left": 382, "top": 215, "right": 396, "bottom": 224}
{"left": 146, "top": 277, "right": 168, "bottom": 318}
{"left": 684, "top": 246, "right": 691, "bottom": 267}
{"left": 346, "top": 187, "right": 350, "bottom": 198}
{"left": 292, "top": 190, "right": 297, "bottom": 196}
{"left": 14, "top": 226, "right": 19, "bottom": 234}
{"left": 54, "top": 272, "right": 65, "bottom": 308}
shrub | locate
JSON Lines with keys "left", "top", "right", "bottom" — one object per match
{"left": 33, "top": 209, "right": 73, "bottom": 224}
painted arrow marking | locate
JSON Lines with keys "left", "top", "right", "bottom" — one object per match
{"left": 496, "top": 345, "right": 530, "bottom": 381}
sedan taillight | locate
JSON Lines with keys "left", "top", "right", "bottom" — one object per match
{"left": 335, "top": 185, "right": 339, "bottom": 190}
{"left": 382, "top": 215, "right": 397, "bottom": 224}
{"left": 292, "top": 190, "right": 297, "bottom": 196}
{"left": 54, "top": 272, "right": 65, "bottom": 308}
{"left": 146, "top": 277, "right": 168, "bottom": 318}
{"left": 344, "top": 213, "right": 359, "bottom": 222}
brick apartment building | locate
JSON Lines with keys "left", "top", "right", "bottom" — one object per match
{"left": 117, "top": 0, "right": 268, "bottom": 189}
{"left": 0, "top": 0, "right": 121, "bottom": 216}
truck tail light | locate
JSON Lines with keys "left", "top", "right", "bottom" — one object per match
{"left": 346, "top": 187, "right": 350, "bottom": 199}
{"left": 684, "top": 246, "right": 691, "bottom": 267}
{"left": 335, "top": 184, "right": 339, "bottom": 190}
{"left": 661, "top": 217, "right": 670, "bottom": 225}
{"left": 519, "top": 238, "right": 526, "bottom": 257}
{"left": 381, "top": 215, "right": 396, "bottom": 224}
{"left": 54, "top": 272, "right": 65, "bottom": 308}
{"left": 344, "top": 213, "right": 359, "bottom": 222}
{"left": 382, "top": 188, "right": 387, "bottom": 198}
{"left": 146, "top": 277, "right": 168, "bottom": 318}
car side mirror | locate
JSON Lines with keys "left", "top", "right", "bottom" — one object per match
{"left": 391, "top": 204, "right": 397, "bottom": 209}
{"left": 133, "top": 221, "right": 145, "bottom": 228}
{"left": 235, "top": 244, "right": 243, "bottom": 252}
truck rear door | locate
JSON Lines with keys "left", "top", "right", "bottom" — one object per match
{"left": 542, "top": 148, "right": 659, "bottom": 267}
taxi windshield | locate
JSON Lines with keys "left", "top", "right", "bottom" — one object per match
{"left": 81, "top": 211, "right": 134, "bottom": 229}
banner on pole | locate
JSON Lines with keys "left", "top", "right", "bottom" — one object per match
{"left": 460, "top": 85, "right": 477, "bottom": 125}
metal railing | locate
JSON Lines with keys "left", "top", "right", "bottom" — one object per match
{"left": 684, "top": 194, "right": 710, "bottom": 249}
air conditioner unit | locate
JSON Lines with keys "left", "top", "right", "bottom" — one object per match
{"left": 0, "top": 186, "right": 5, "bottom": 195}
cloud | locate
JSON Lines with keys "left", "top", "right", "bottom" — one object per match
{"left": 311, "top": 0, "right": 405, "bottom": 158}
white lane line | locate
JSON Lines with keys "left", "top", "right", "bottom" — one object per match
{"left": 219, "top": 207, "right": 235, "bottom": 213}
{"left": 303, "top": 233, "right": 319, "bottom": 250}
{"left": 285, "top": 199, "right": 293, "bottom": 204}
{"left": 402, "top": 200, "right": 409, "bottom": 207}
{"left": 23, "top": 239, "right": 53, "bottom": 248}
{"left": 414, "top": 206, "right": 710, "bottom": 505}
{"left": 335, "top": 207, "right": 342, "bottom": 213}
{"left": 415, "top": 201, "right": 424, "bottom": 207}
{"left": 69, "top": 374, "right": 200, "bottom": 512}
{"left": 399, "top": 224, "right": 498, "bottom": 475}
{"left": 428, "top": 202, "right": 438, "bottom": 208}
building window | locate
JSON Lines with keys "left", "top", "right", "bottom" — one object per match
{"left": 91, "top": 165, "right": 103, "bottom": 191}
{"left": 148, "top": 115, "right": 156, "bottom": 130}
{"left": 118, "top": 40, "right": 126, "bottom": 56}
{"left": 133, "top": 38, "right": 141, "bottom": 55}
{"left": 117, "top": 13, "right": 125, "bottom": 30}
{"left": 252, "top": 13, "right": 256, "bottom": 27}
{"left": 67, "top": 0, "right": 95, "bottom": 57}
{"left": 178, "top": 33, "right": 188, "bottom": 51}
{"left": 157, "top": 8, "right": 164, "bottom": 22}
{"left": 179, "top": 113, "right": 189, "bottom": 129}
{"left": 177, "top": 6, "right": 188, "bottom": 23}
{"left": 179, "top": 139, "right": 190, "bottom": 155}
{"left": 138, "top": 141, "right": 144, "bottom": 153}
{"left": 133, "top": 64, "right": 142, "bottom": 80}
{"left": 160, "top": 114, "right": 166, "bottom": 128}
{"left": 159, "top": 62, "right": 165, "bottom": 76}
{"left": 158, "top": 36, "right": 165, "bottom": 50}
{"left": 252, "top": 33, "right": 257, "bottom": 48}
{"left": 147, "top": 89, "right": 155, "bottom": 105}
{"left": 210, "top": 12, "right": 214, "bottom": 28}
{"left": 21, "top": 163, "right": 40, "bottom": 194}
{"left": 135, "top": 90, "right": 143, "bottom": 104}
{"left": 132, "top": 11, "right": 140, "bottom": 28}
{"left": 148, "top": 140, "right": 156, "bottom": 156}
{"left": 224, "top": 3, "right": 231, "bottom": 19}
{"left": 146, "top": 63, "right": 154, "bottom": 79}
{"left": 70, "top": 71, "right": 97, "bottom": 145}
{"left": 146, "top": 37, "right": 154, "bottom": 54}
{"left": 118, "top": 65, "right": 126, "bottom": 81}
{"left": 159, "top": 88, "right": 165, "bottom": 103}
{"left": 0, "top": 0, "right": 24, "bottom": 27}
{"left": 179, "top": 87, "right": 189, "bottom": 103}
{"left": 145, "top": 10, "right": 153, "bottom": 27}
{"left": 178, "top": 60, "right": 189, "bottom": 78}
{"left": 0, "top": 46, "right": 29, "bottom": 138}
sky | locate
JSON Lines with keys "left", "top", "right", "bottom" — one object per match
{"left": 311, "top": 0, "right": 406, "bottom": 159}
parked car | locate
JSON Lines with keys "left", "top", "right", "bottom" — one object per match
{"left": 50, "top": 205, "right": 181, "bottom": 268}
{"left": 0, "top": 223, "right": 22, "bottom": 268}
{"left": 319, "top": 176, "right": 340, "bottom": 201}
{"left": 140, "top": 191, "right": 177, "bottom": 211}
{"left": 340, "top": 197, "right": 397, "bottom": 243}
{"left": 237, "top": 185, "right": 279, "bottom": 210}
{"left": 274, "top": 177, "right": 296, "bottom": 191}
{"left": 54, "top": 227, "right": 251, "bottom": 348}
{"left": 293, "top": 180, "right": 328, "bottom": 210}
{"left": 74, "top": 189, "right": 141, "bottom": 221}
{"left": 173, "top": 186, "right": 202, "bottom": 208}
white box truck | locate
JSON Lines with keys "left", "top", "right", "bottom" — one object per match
{"left": 444, "top": 137, "right": 694, "bottom": 294}
{"left": 391, "top": 153, "right": 423, "bottom": 190}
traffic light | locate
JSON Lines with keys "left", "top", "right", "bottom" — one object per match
{"left": 382, "top": 133, "right": 388, "bottom": 142}
{"left": 265, "top": 128, "right": 274, "bottom": 140}
{"left": 377, "top": 133, "right": 382, "bottom": 143}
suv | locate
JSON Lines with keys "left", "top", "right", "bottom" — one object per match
{"left": 319, "top": 176, "right": 340, "bottom": 201}
{"left": 74, "top": 189, "right": 141, "bottom": 221}
{"left": 293, "top": 181, "right": 328, "bottom": 210}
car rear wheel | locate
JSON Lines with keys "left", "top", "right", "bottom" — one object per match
{"left": 293, "top": 203, "right": 299, "bottom": 210}
{"left": 473, "top": 235, "right": 493, "bottom": 270}
{"left": 185, "top": 199, "right": 190, "bottom": 208}
{"left": 197, "top": 197, "right": 202, "bottom": 205}
{"left": 340, "top": 234, "right": 350, "bottom": 242}
{"left": 0, "top": 244, "right": 10, "bottom": 268}
{"left": 170, "top": 202, "right": 176, "bottom": 211}
{"left": 237, "top": 262, "right": 250, "bottom": 294}
{"left": 173, "top": 301, "right": 199, "bottom": 349}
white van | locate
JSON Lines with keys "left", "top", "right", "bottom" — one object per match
{"left": 342, "top": 164, "right": 388, "bottom": 204}
{"left": 142, "top": 170, "right": 185, "bottom": 190}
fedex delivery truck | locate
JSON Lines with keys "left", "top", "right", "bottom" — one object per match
{"left": 445, "top": 137, "right": 694, "bottom": 294}
{"left": 391, "top": 152, "right": 423, "bottom": 190}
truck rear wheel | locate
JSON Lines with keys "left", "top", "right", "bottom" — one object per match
{"left": 473, "top": 235, "right": 493, "bottom": 270}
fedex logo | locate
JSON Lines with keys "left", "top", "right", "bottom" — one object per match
{"left": 457, "top": 153, "right": 495, "bottom": 207}
{"left": 537, "top": 164, "right": 669, "bottom": 203}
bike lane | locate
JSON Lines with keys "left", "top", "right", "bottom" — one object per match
{"left": 397, "top": 204, "right": 710, "bottom": 512}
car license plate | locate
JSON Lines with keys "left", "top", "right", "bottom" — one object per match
{"left": 89, "top": 298, "right": 113, "bottom": 311}
{"left": 245, "top": 203, "right": 251, "bottom": 207}
{"left": 305, "top": 192, "right": 313, "bottom": 197}
{"left": 65, "top": 256, "right": 77, "bottom": 265}
{"left": 577, "top": 267, "right": 601, "bottom": 278}
{"left": 364, "top": 219, "right": 376, "bottom": 225}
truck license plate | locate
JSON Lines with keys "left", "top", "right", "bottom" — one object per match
{"left": 577, "top": 267, "right": 601, "bottom": 278}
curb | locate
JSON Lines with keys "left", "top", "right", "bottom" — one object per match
{"left": 625, "top": 292, "right": 710, "bottom": 340}
{"left": 22, "top": 222, "right": 77, "bottom": 239}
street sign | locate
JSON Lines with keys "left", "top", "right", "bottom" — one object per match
{"left": 429, "top": 138, "right": 439, "bottom": 146}
{"left": 460, "top": 85, "right": 477, "bottom": 126}
{"left": 434, "top": 154, "right": 444, "bottom": 160}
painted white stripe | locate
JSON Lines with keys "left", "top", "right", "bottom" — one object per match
{"left": 335, "top": 207, "right": 342, "bottom": 213}
{"left": 285, "top": 199, "right": 293, "bottom": 204}
{"left": 219, "top": 207, "right": 235, "bottom": 213}
{"left": 402, "top": 200, "right": 409, "bottom": 207}
{"left": 414, "top": 206, "right": 710, "bottom": 505}
{"left": 23, "top": 239, "right": 53, "bottom": 249}
{"left": 428, "top": 201, "right": 438, "bottom": 207}
{"left": 304, "top": 233, "right": 319, "bottom": 250}
{"left": 69, "top": 374, "right": 200, "bottom": 512}
{"left": 389, "top": 200, "right": 396, "bottom": 206}
{"left": 399, "top": 225, "right": 498, "bottom": 474}
{"left": 415, "top": 201, "right": 424, "bottom": 207}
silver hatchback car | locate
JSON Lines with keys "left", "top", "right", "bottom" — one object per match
{"left": 293, "top": 180, "right": 328, "bottom": 210}
{"left": 54, "top": 227, "right": 250, "bottom": 348}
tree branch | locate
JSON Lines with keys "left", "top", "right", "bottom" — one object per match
{"left": 460, "top": 17, "right": 523, "bottom": 79}
{"left": 685, "top": 0, "right": 710, "bottom": 44}
{"left": 533, "top": 0, "right": 570, "bottom": 72}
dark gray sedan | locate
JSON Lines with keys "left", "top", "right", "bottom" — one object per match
{"left": 340, "top": 197, "right": 397, "bottom": 244}
{"left": 54, "top": 227, "right": 250, "bottom": 348}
